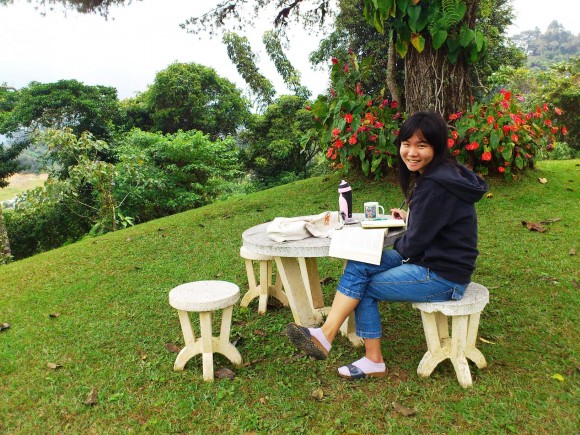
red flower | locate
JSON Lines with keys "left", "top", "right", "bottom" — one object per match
{"left": 487, "top": 116, "right": 495, "bottom": 124}
{"left": 332, "top": 128, "right": 340, "bottom": 136}
{"left": 344, "top": 64, "right": 349, "bottom": 73}
{"left": 374, "top": 122, "right": 384, "bottom": 128}
{"left": 562, "top": 126, "right": 568, "bottom": 135}
{"left": 511, "top": 134, "right": 519, "bottom": 142}
{"left": 368, "top": 134, "right": 378, "bottom": 143}
{"left": 497, "top": 146, "right": 505, "bottom": 152}
{"left": 451, "top": 130, "right": 459, "bottom": 140}
{"left": 366, "top": 99, "right": 372, "bottom": 107}
{"left": 331, "top": 57, "right": 338, "bottom": 64}
{"left": 326, "top": 147, "right": 334, "bottom": 158}
{"left": 382, "top": 99, "right": 389, "bottom": 106}
{"left": 356, "top": 83, "right": 362, "bottom": 95}
{"left": 447, "top": 138, "right": 455, "bottom": 148}
{"left": 305, "top": 105, "right": 311, "bottom": 111}
{"left": 465, "top": 141, "right": 479, "bottom": 151}
{"left": 452, "top": 149, "right": 461, "bottom": 156}
{"left": 330, "top": 89, "right": 336, "bottom": 97}
{"left": 481, "top": 151, "right": 492, "bottom": 161}
{"left": 501, "top": 100, "right": 510, "bottom": 109}
{"left": 544, "top": 119, "right": 552, "bottom": 127}
{"left": 554, "top": 107, "right": 563, "bottom": 115}
{"left": 335, "top": 139, "right": 344, "bottom": 149}
{"left": 498, "top": 166, "right": 505, "bottom": 173}
{"left": 348, "top": 135, "right": 357, "bottom": 145}
{"left": 543, "top": 103, "right": 549, "bottom": 112}
{"left": 502, "top": 125, "right": 511, "bottom": 136}
{"left": 525, "top": 153, "right": 531, "bottom": 159}
{"left": 391, "top": 100, "right": 399, "bottom": 109}
{"left": 345, "top": 114, "right": 353, "bottom": 123}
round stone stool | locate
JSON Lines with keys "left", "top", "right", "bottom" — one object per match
{"left": 412, "top": 282, "right": 490, "bottom": 388}
{"left": 168, "top": 281, "right": 242, "bottom": 381}
{"left": 239, "top": 246, "right": 288, "bottom": 314}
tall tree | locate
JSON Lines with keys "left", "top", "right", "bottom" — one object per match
{"left": 222, "top": 32, "right": 276, "bottom": 110}
{"left": 0, "top": 80, "right": 122, "bottom": 142}
{"left": 143, "top": 62, "right": 250, "bottom": 139}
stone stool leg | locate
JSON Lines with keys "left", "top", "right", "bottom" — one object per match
{"left": 417, "top": 311, "right": 451, "bottom": 377}
{"left": 450, "top": 314, "right": 472, "bottom": 388}
{"left": 174, "top": 310, "right": 198, "bottom": 371}
{"left": 241, "top": 256, "right": 288, "bottom": 314}
{"left": 465, "top": 312, "right": 487, "bottom": 369}
{"left": 216, "top": 305, "right": 243, "bottom": 366}
{"left": 199, "top": 311, "right": 215, "bottom": 381}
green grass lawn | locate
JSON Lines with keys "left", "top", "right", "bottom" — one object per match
{"left": 1, "top": 160, "right": 578, "bottom": 433}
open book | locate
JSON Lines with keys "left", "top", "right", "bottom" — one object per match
{"left": 360, "top": 218, "right": 406, "bottom": 229}
{"left": 329, "top": 227, "right": 387, "bottom": 265}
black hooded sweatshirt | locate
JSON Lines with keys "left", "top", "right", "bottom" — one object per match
{"left": 394, "top": 161, "right": 488, "bottom": 284}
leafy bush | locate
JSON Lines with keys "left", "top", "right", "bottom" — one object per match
{"left": 4, "top": 188, "right": 91, "bottom": 259}
{"left": 306, "top": 53, "right": 404, "bottom": 178}
{"left": 449, "top": 89, "right": 567, "bottom": 176}
{"left": 114, "top": 129, "right": 243, "bottom": 222}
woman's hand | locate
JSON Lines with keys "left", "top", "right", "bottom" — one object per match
{"left": 390, "top": 208, "right": 407, "bottom": 222}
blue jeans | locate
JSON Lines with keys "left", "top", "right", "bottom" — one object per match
{"left": 337, "top": 249, "right": 467, "bottom": 339}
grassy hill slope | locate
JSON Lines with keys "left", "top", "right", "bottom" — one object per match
{"left": 1, "top": 161, "right": 578, "bottom": 433}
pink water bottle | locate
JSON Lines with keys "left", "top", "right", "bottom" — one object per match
{"left": 338, "top": 180, "right": 353, "bottom": 222}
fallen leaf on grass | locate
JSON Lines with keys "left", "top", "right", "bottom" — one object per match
{"left": 240, "top": 357, "right": 264, "bottom": 368}
{"left": 539, "top": 218, "right": 561, "bottom": 225}
{"left": 0, "top": 323, "right": 10, "bottom": 332}
{"left": 572, "top": 279, "right": 579, "bottom": 289}
{"left": 259, "top": 397, "right": 267, "bottom": 404}
{"left": 551, "top": 374, "right": 565, "bottom": 382}
{"left": 84, "top": 388, "right": 98, "bottom": 406}
{"left": 47, "top": 362, "right": 62, "bottom": 370}
{"left": 49, "top": 312, "right": 61, "bottom": 318}
{"left": 392, "top": 401, "right": 415, "bottom": 417}
{"left": 479, "top": 337, "right": 496, "bottom": 345}
{"left": 570, "top": 248, "right": 576, "bottom": 256}
{"left": 253, "top": 329, "right": 265, "bottom": 336}
{"left": 164, "top": 343, "right": 181, "bottom": 354}
{"left": 320, "top": 276, "right": 336, "bottom": 285}
{"left": 311, "top": 388, "right": 324, "bottom": 401}
{"left": 538, "top": 178, "right": 548, "bottom": 184}
{"left": 486, "top": 193, "right": 494, "bottom": 198}
{"left": 215, "top": 367, "right": 236, "bottom": 380}
{"left": 521, "top": 221, "right": 546, "bottom": 232}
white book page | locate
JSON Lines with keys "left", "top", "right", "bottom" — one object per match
{"left": 329, "top": 227, "right": 386, "bottom": 265}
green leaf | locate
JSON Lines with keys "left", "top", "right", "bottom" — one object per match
{"left": 361, "top": 159, "right": 370, "bottom": 176}
{"left": 371, "top": 156, "right": 382, "bottom": 172}
{"left": 397, "top": 0, "right": 409, "bottom": 13}
{"left": 407, "top": 5, "right": 421, "bottom": 32}
{"left": 410, "top": 33, "right": 425, "bottom": 52}
{"left": 490, "top": 130, "right": 500, "bottom": 148}
{"left": 431, "top": 30, "right": 448, "bottom": 50}
{"left": 395, "top": 40, "right": 409, "bottom": 58}
{"left": 459, "top": 25, "right": 475, "bottom": 47}
{"left": 475, "top": 30, "right": 485, "bottom": 51}
{"left": 515, "top": 156, "right": 524, "bottom": 169}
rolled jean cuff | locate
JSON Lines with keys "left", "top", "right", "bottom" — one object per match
{"left": 336, "top": 285, "right": 361, "bottom": 300}
{"left": 355, "top": 329, "right": 382, "bottom": 339}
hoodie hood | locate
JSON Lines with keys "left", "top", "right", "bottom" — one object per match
{"left": 422, "top": 162, "right": 488, "bottom": 204}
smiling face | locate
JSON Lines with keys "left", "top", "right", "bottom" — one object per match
{"left": 399, "top": 131, "right": 435, "bottom": 174}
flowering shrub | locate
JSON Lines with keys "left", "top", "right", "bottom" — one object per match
{"left": 448, "top": 90, "right": 567, "bottom": 176}
{"left": 306, "top": 54, "right": 567, "bottom": 179}
{"left": 305, "top": 52, "right": 404, "bottom": 178}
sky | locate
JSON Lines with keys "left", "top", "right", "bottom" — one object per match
{"left": 1, "top": 0, "right": 579, "bottom": 101}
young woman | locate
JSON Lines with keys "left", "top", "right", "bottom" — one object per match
{"left": 286, "top": 111, "right": 488, "bottom": 379}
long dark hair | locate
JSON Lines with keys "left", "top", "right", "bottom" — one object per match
{"left": 395, "top": 111, "right": 451, "bottom": 197}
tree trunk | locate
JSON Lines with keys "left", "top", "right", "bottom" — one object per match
{"left": 386, "top": 32, "right": 402, "bottom": 105}
{"left": 404, "top": 37, "right": 472, "bottom": 119}
{"left": 0, "top": 203, "right": 12, "bottom": 264}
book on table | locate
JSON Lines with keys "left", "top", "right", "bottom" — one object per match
{"left": 360, "top": 218, "right": 406, "bottom": 229}
{"left": 329, "top": 227, "right": 387, "bottom": 265}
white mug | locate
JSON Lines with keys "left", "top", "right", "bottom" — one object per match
{"left": 364, "top": 202, "right": 385, "bottom": 219}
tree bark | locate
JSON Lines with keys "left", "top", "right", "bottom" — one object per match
{"left": 386, "top": 32, "right": 402, "bottom": 104}
{"left": 404, "top": 37, "right": 472, "bottom": 119}
{"left": 0, "top": 203, "right": 12, "bottom": 264}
